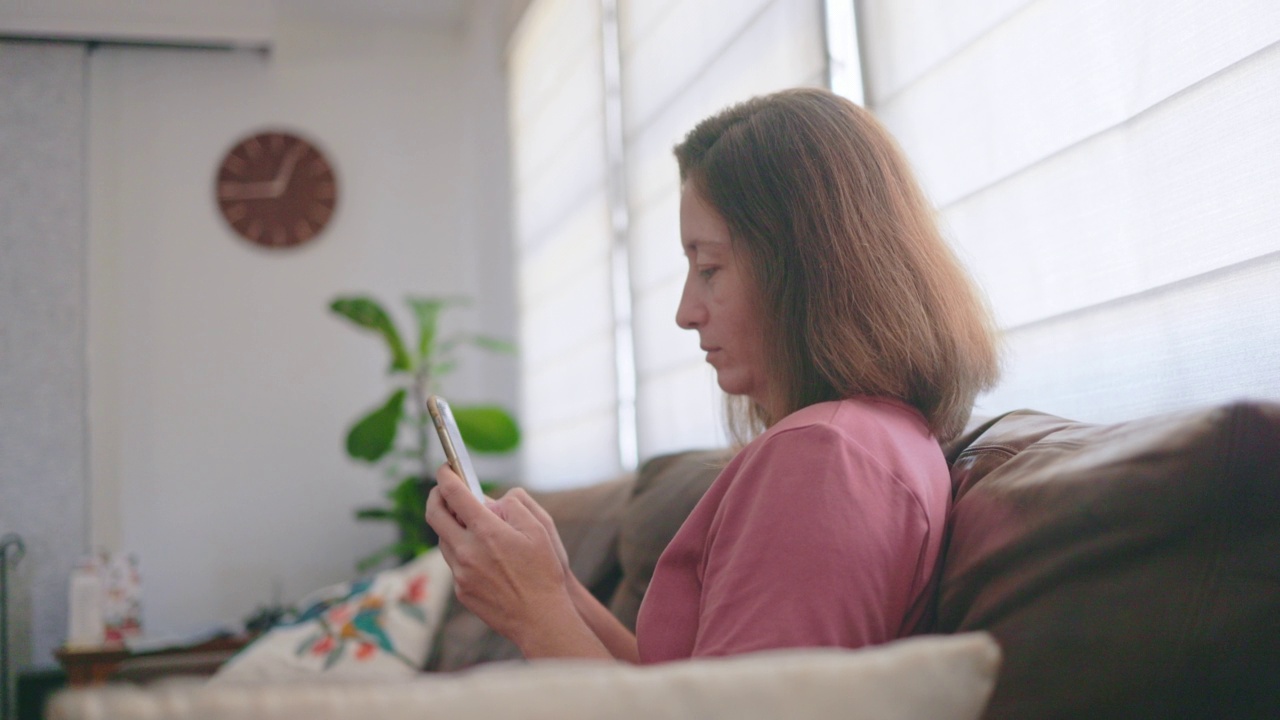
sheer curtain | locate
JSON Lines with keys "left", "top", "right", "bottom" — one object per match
{"left": 858, "top": 0, "right": 1280, "bottom": 422}
{"left": 508, "top": 0, "right": 621, "bottom": 488}
{"left": 619, "top": 0, "right": 828, "bottom": 460}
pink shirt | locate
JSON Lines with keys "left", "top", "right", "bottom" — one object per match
{"left": 635, "top": 398, "right": 950, "bottom": 663}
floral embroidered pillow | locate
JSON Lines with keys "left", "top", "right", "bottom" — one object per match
{"left": 213, "top": 549, "right": 452, "bottom": 682}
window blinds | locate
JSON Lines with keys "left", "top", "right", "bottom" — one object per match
{"left": 859, "top": 0, "right": 1280, "bottom": 422}
{"left": 508, "top": 0, "right": 621, "bottom": 489}
{"left": 508, "top": 0, "right": 829, "bottom": 483}
{"left": 619, "top": 0, "right": 828, "bottom": 460}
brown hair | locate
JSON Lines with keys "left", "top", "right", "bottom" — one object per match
{"left": 674, "top": 87, "right": 1000, "bottom": 441}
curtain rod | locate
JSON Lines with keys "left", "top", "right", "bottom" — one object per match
{"left": 0, "top": 34, "right": 270, "bottom": 54}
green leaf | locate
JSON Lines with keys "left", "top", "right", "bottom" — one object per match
{"left": 469, "top": 335, "right": 516, "bottom": 354}
{"left": 452, "top": 405, "right": 521, "bottom": 454}
{"left": 356, "top": 539, "right": 430, "bottom": 574}
{"left": 330, "top": 296, "right": 412, "bottom": 372}
{"left": 389, "top": 476, "right": 428, "bottom": 524}
{"left": 360, "top": 477, "right": 431, "bottom": 568}
{"left": 354, "top": 507, "right": 395, "bottom": 521}
{"left": 406, "top": 297, "right": 446, "bottom": 367}
{"left": 404, "top": 539, "right": 432, "bottom": 557}
{"left": 437, "top": 333, "right": 515, "bottom": 357}
{"left": 346, "top": 389, "right": 406, "bottom": 462}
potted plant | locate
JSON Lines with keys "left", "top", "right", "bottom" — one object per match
{"left": 330, "top": 295, "right": 520, "bottom": 571}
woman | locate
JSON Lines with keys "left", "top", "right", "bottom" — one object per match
{"left": 425, "top": 87, "right": 1000, "bottom": 663}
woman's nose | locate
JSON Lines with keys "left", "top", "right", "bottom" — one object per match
{"left": 675, "top": 275, "right": 705, "bottom": 329}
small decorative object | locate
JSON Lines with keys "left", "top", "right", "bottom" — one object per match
{"left": 215, "top": 130, "right": 338, "bottom": 248}
{"left": 101, "top": 553, "right": 143, "bottom": 644}
{"left": 65, "top": 551, "right": 143, "bottom": 647}
{"left": 66, "top": 557, "right": 104, "bottom": 648}
{"left": 330, "top": 296, "right": 520, "bottom": 571}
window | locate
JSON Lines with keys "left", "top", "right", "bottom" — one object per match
{"left": 858, "top": 0, "right": 1280, "bottom": 422}
{"left": 509, "top": 0, "right": 829, "bottom": 488}
{"left": 507, "top": 1, "right": 1274, "bottom": 485}
{"left": 508, "top": 0, "right": 620, "bottom": 488}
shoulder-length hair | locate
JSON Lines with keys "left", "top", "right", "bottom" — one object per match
{"left": 673, "top": 87, "right": 1000, "bottom": 441}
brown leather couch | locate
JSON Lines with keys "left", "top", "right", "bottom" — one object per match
{"left": 426, "top": 400, "right": 1280, "bottom": 719}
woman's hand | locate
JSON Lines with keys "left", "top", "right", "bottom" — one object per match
{"left": 496, "top": 488, "right": 576, "bottom": 591}
{"left": 425, "top": 464, "right": 582, "bottom": 652}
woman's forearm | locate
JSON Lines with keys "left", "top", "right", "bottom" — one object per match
{"left": 510, "top": 592, "right": 615, "bottom": 660}
{"left": 567, "top": 576, "right": 640, "bottom": 664}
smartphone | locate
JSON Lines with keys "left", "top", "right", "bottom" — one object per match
{"left": 426, "top": 394, "right": 486, "bottom": 501}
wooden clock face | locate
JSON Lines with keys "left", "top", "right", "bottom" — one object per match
{"left": 215, "top": 131, "right": 338, "bottom": 249}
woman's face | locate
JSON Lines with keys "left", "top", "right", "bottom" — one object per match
{"left": 676, "top": 183, "right": 770, "bottom": 407}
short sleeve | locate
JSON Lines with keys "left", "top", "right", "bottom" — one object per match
{"left": 691, "top": 423, "right": 931, "bottom": 657}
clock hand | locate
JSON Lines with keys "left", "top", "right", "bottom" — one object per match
{"left": 218, "top": 181, "right": 284, "bottom": 201}
{"left": 217, "top": 144, "right": 308, "bottom": 201}
{"left": 269, "top": 144, "right": 309, "bottom": 195}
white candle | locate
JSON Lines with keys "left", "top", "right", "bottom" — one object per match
{"left": 67, "top": 558, "right": 104, "bottom": 648}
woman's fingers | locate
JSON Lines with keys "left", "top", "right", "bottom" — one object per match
{"left": 433, "top": 463, "right": 490, "bottom": 530}
{"left": 424, "top": 484, "right": 456, "bottom": 538}
{"left": 492, "top": 495, "right": 571, "bottom": 589}
{"left": 505, "top": 489, "right": 561, "bottom": 545}
{"left": 428, "top": 477, "right": 499, "bottom": 593}
{"left": 502, "top": 489, "right": 572, "bottom": 577}
{"left": 507, "top": 488, "right": 549, "bottom": 521}
{"left": 497, "top": 492, "right": 545, "bottom": 536}
{"left": 425, "top": 485, "right": 465, "bottom": 568}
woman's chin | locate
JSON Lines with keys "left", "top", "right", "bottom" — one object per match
{"left": 714, "top": 374, "right": 757, "bottom": 399}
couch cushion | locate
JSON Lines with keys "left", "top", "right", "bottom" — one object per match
{"left": 937, "top": 400, "right": 1280, "bottom": 719}
{"left": 609, "top": 449, "right": 731, "bottom": 629}
{"left": 51, "top": 632, "right": 1001, "bottom": 720}
{"left": 214, "top": 549, "right": 454, "bottom": 682}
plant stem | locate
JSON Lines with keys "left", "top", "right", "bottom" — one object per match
{"left": 411, "top": 369, "right": 432, "bottom": 478}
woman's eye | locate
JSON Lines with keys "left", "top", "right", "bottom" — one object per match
{"left": 698, "top": 267, "right": 718, "bottom": 280}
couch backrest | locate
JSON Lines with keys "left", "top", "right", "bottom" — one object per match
{"left": 609, "top": 449, "right": 731, "bottom": 629}
{"left": 938, "top": 401, "right": 1280, "bottom": 719}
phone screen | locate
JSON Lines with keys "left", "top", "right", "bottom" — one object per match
{"left": 427, "top": 395, "right": 486, "bottom": 500}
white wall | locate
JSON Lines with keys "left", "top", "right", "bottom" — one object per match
{"left": 86, "top": 8, "right": 518, "bottom": 640}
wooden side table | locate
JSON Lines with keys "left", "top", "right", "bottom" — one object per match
{"left": 55, "top": 634, "right": 254, "bottom": 687}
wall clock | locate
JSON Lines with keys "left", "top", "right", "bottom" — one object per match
{"left": 215, "top": 130, "right": 338, "bottom": 249}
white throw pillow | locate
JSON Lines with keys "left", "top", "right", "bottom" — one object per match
{"left": 212, "top": 549, "right": 453, "bottom": 682}
{"left": 52, "top": 632, "right": 1000, "bottom": 720}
